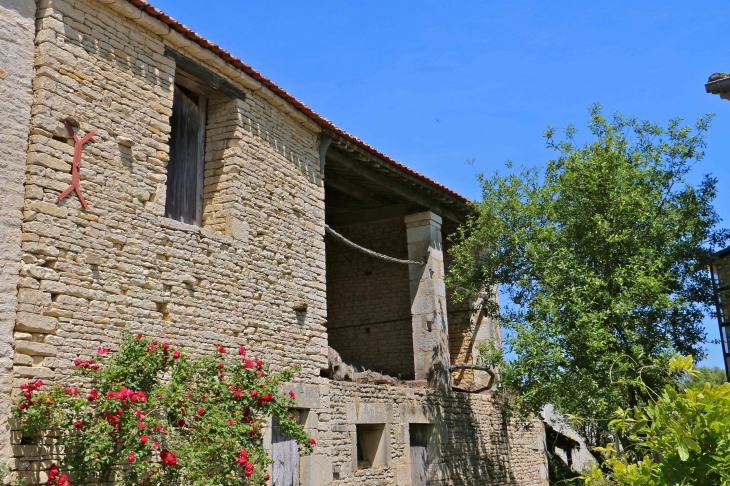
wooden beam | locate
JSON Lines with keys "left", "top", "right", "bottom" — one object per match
{"left": 324, "top": 173, "right": 379, "bottom": 202}
{"left": 165, "top": 47, "right": 247, "bottom": 101}
{"left": 326, "top": 149, "right": 461, "bottom": 223}
{"left": 326, "top": 203, "right": 420, "bottom": 227}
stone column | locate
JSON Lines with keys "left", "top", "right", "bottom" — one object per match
{"left": 404, "top": 212, "right": 451, "bottom": 390}
{"left": 470, "top": 302, "right": 502, "bottom": 388}
{"left": 0, "top": 0, "right": 36, "bottom": 466}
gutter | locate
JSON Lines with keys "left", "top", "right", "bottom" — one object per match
{"left": 706, "top": 77, "right": 730, "bottom": 95}
{"left": 705, "top": 74, "right": 730, "bottom": 96}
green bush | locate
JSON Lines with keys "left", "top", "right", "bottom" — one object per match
{"left": 12, "top": 331, "right": 312, "bottom": 486}
{"left": 584, "top": 356, "right": 730, "bottom": 485}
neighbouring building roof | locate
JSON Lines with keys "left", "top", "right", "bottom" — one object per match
{"left": 125, "top": 0, "right": 469, "bottom": 205}
{"left": 706, "top": 72, "right": 730, "bottom": 98}
{"left": 714, "top": 245, "right": 730, "bottom": 259}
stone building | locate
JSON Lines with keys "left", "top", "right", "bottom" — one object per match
{"left": 0, "top": 0, "right": 549, "bottom": 484}
{"left": 705, "top": 74, "right": 730, "bottom": 382}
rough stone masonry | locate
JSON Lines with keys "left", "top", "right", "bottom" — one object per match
{"left": 0, "top": 0, "right": 549, "bottom": 484}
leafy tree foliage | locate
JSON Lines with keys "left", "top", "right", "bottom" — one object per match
{"left": 448, "top": 104, "right": 727, "bottom": 446}
{"left": 584, "top": 356, "right": 730, "bottom": 485}
{"left": 12, "top": 331, "right": 311, "bottom": 486}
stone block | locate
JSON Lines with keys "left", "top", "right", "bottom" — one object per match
{"left": 84, "top": 251, "right": 101, "bottom": 265}
{"left": 28, "top": 200, "right": 68, "bottom": 218}
{"left": 26, "top": 151, "right": 70, "bottom": 172}
{"left": 14, "top": 366, "right": 55, "bottom": 379}
{"left": 15, "top": 340, "right": 56, "bottom": 357}
{"left": 281, "top": 382, "right": 320, "bottom": 409}
{"left": 16, "top": 312, "right": 57, "bottom": 333}
{"left": 17, "top": 289, "right": 50, "bottom": 307}
{"left": 300, "top": 454, "right": 333, "bottom": 486}
{"left": 346, "top": 401, "right": 392, "bottom": 424}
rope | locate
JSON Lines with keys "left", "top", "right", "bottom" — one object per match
{"left": 325, "top": 224, "right": 425, "bottom": 265}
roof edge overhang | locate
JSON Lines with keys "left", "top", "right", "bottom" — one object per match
{"left": 706, "top": 77, "right": 730, "bottom": 95}
{"left": 713, "top": 245, "right": 730, "bottom": 260}
{"left": 122, "top": 0, "right": 470, "bottom": 206}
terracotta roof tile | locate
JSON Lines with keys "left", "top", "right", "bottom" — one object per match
{"left": 124, "top": 0, "right": 469, "bottom": 204}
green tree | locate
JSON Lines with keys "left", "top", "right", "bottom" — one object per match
{"left": 680, "top": 365, "right": 727, "bottom": 388}
{"left": 448, "top": 104, "right": 727, "bottom": 447}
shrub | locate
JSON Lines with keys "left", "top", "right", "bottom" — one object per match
{"left": 12, "top": 331, "right": 312, "bottom": 486}
{"left": 584, "top": 356, "right": 730, "bottom": 485}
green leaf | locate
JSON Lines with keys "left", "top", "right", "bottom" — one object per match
{"left": 677, "top": 442, "right": 689, "bottom": 461}
{"left": 683, "top": 437, "right": 701, "bottom": 453}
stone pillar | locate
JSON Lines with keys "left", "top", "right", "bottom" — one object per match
{"left": 404, "top": 212, "right": 451, "bottom": 390}
{"left": 0, "top": 0, "right": 36, "bottom": 466}
{"left": 470, "top": 302, "right": 502, "bottom": 388}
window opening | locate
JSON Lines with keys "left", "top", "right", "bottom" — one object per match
{"left": 165, "top": 84, "right": 207, "bottom": 225}
{"left": 355, "top": 424, "right": 387, "bottom": 470}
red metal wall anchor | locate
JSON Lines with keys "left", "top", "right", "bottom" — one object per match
{"left": 58, "top": 120, "right": 95, "bottom": 209}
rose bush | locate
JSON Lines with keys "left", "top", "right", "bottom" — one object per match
{"left": 13, "top": 331, "right": 312, "bottom": 485}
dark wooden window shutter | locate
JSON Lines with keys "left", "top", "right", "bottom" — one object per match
{"left": 165, "top": 85, "right": 207, "bottom": 225}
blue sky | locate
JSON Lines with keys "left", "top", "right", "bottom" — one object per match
{"left": 151, "top": 0, "right": 730, "bottom": 368}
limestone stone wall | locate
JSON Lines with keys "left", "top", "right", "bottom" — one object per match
{"left": 0, "top": 0, "right": 37, "bottom": 465}
{"left": 320, "top": 382, "right": 548, "bottom": 486}
{"left": 325, "top": 219, "right": 414, "bottom": 377}
{"left": 13, "top": 0, "right": 326, "bottom": 413}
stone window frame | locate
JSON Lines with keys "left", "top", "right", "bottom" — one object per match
{"left": 347, "top": 402, "right": 393, "bottom": 473}
{"left": 162, "top": 48, "right": 247, "bottom": 229}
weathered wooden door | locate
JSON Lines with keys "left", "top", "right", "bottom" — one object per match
{"left": 165, "top": 84, "right": 206, "bottom": 225}
{"left": 410, "top": 424, "right": 429, "bottom": 486}
{"left": 272, "top": 416, "right": 300, "bottom": 486}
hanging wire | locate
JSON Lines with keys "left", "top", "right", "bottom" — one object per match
{"left": 324, "top": 224, "right": 425, "bottom": 265}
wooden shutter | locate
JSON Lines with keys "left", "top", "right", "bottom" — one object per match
{"left": 410, "top": 424, "right": 429, "bottom": 486}
{"left": 272, "top": 416, "right": 300, "bottom": 486}
{"left": 165, "top": 85, "right": 206, "bottom": 225}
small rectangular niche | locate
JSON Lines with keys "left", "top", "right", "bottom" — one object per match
{"left": 355, "top": 424, "right": 388, "bottom": 470}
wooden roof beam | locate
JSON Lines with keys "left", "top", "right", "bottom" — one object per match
{"left": 326, "top": 149, "right": 461, "bottom": 223}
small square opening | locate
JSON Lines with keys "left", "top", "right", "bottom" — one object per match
{"left": 356, "top": 424, "right": 387, "bottom": 469}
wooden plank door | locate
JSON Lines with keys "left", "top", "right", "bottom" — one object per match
{"left": 410, "top": 424, "right": 429, "bottom": 486}
{"left": 165, "top": 84, "right": 206, "bottom": 225}
{"left": 272, "top": 416, "right": 300, "bottom": 486}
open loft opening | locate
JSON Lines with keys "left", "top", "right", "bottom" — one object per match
{"left": 321, "top": 136, "right": 482, "bottom": 388}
